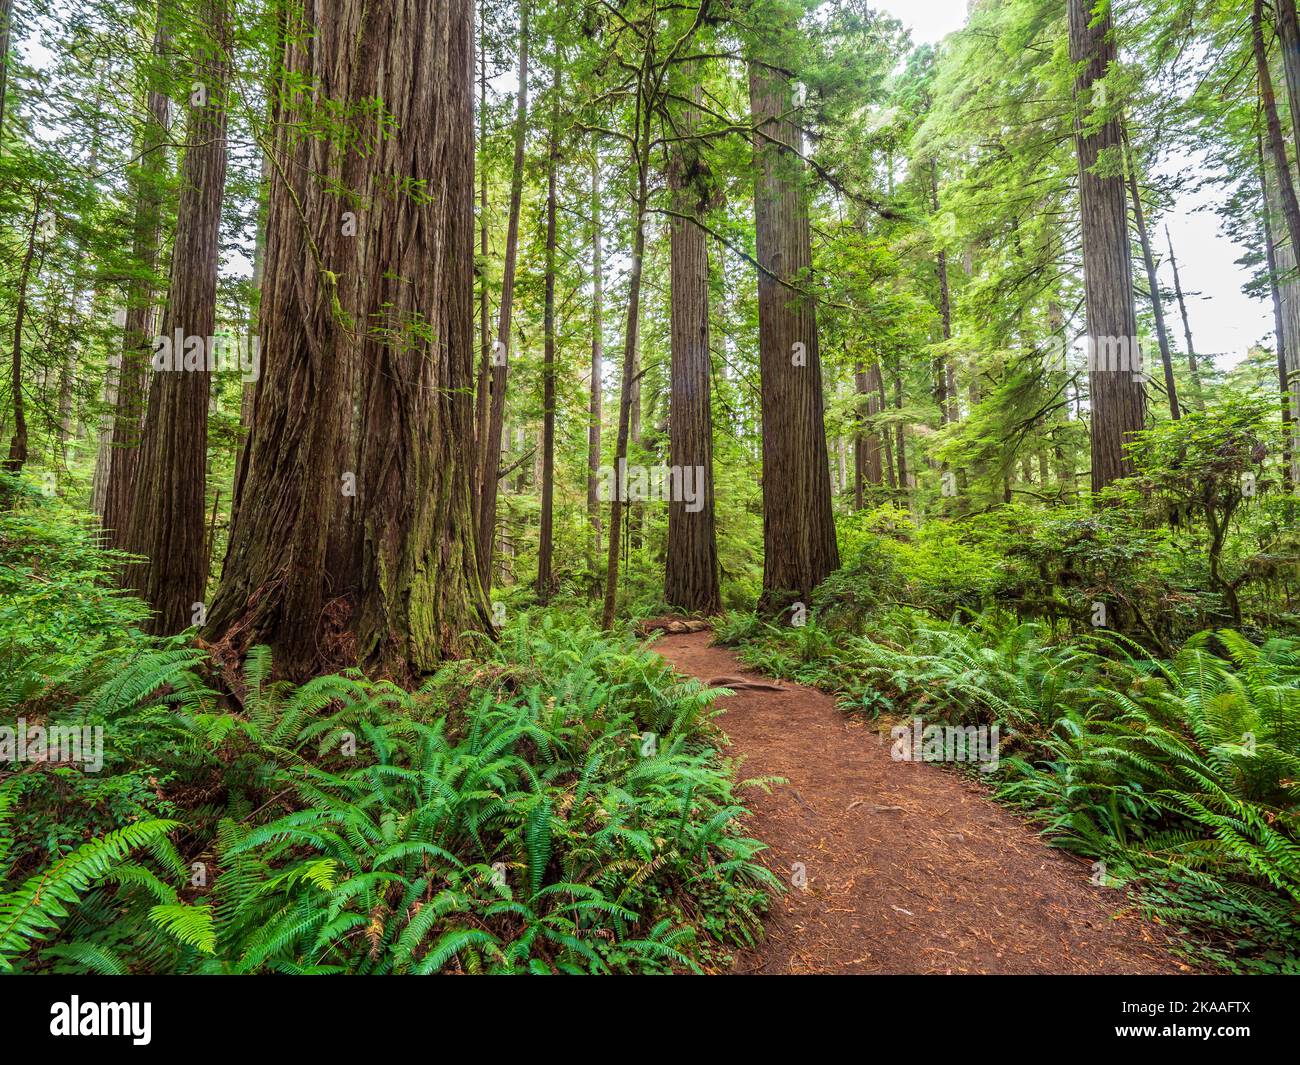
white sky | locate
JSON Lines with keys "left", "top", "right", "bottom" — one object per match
{"left": 874, "top": 0, "right": 971, "bottom": 45}
{"left": 877, "top": 0, "right": 1270, "bottom": 369}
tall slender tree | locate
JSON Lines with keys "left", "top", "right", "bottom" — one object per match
{"left": 853, "top": 361, "right": 884, "bottom": 506}
{"left": 599, "top": 60, "right": 652, "bottom": 630}
{"left": 537, "top": 61, "right": 561, "bottom": 603}
{"left": 476, "top": 0, "right": 530, "bottom": 596}
{"left": 3, "top": 189, "right": 41, "bottom": 486}
{"left": 664, "top": 77, "right": 721, "bottom": 614}
{"left": 601, "top": 0, "right": 711, "bottom": 628}
{"left": 103, "top": 10, "right": 171, "bottom": 549}
{"left": 1255, "top": 0, "right": 1300, "bottom": 267}
{"left": 0, "top": 0, "right": 13, "bottom": 141}
{"left": 1259, "top": 129, "right": 1296, "bottom": 490}
{"left": 1068, "top": 0, "right": 1147, "bottom": 491}
{"left": 1123, "top": 129, "right": 1178, "bottom": 420}
{"left": 1164, "top": 226, "right": 1204, "bottom": 407}
{"left": 1275, "top": 0, "right": 1300, "bottom": 159}
{"left": 121, "top": 0, "right": 230, "bottom": 632}
{"left": 587, "top": 147, "right": 604, "bottom": 566}
{"left": 929, "top": 158, "right": 956, "bottom": 423}
{"left": 748, "top": 28, "right": 839, "bottom": 611}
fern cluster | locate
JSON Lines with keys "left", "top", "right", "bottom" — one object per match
{"left": 0, "top": 612, "right": 777, "bottom": 974}
{"left": 725, "top": 608, "right": 1300, "bottom": 973}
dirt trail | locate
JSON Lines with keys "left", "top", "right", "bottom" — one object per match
{"left": 655, "top": 630, "right": 1185, "bottom": 975}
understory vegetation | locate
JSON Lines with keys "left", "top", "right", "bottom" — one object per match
{"left": 0, "top": 488, "right": 777, "bottom": 974}
{"left": 718, "top": 487, "right": 1300, "bottom": 974}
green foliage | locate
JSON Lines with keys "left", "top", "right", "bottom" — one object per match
{"left": 0, "top": 476, "right": 153, "bottom": 704}
{"left": 1, "top": 558, "right": 777, "bottom": 973}
{"left": 726, "top": 608, "right": 1300, "bottom": 972}
{"left": 0, "top": 802, "right": 180, "bottom": 971}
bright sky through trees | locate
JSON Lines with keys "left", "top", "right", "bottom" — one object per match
{"left": 880, "top": 0, "right": 1269, "bottom": 366}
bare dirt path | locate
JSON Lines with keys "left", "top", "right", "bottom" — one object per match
{"left": 654, "top": 630, "right": 1186, "bottom": 975}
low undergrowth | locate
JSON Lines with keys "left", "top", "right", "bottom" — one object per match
{"left": 0, "top": 497, "right": 777, "bottom": 974}
{"left": 719, "top": 608, "right": 1300, "bottom": 974}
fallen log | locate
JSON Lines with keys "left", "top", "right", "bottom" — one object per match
{"left": 636, "top": 618, "right": 713, "bottom": 637}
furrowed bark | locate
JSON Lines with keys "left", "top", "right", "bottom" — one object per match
{"left": 120, "top": 0, "right": 230, "bottom": 633}
{"left": 204, "top": 0, "right": 490, "bottom": 679}
{"left": 664, "top": 79, "right": 721, "bottom": 615}
{"left": 748, "top": 55, "right": 839, "bottom": 613}
{"left": 103, "top": 11, "right": 172, "bottom": 550}
{"left": 1069, "top": 0, "right": 1147, "bottom": 492}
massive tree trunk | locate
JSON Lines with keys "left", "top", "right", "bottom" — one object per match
{"left": 748, "top": 58, "right": 839, "bottom": 612}
{"left": 475, "top": 17, "right": 489, "bottom": 479}
{"left": 475, "top": 0, "right": 529, "bottom": 597}
{"left": 1123, "top": 129, "right": 1179, "bottom": 420}
{"left": 664, "top": 82, "right": 721, "bottom": 615}
{"left": 536, "top": 64, "right": 560, "bottom": 603}
{"left": 1069, "top": 0, "right": 1147, "bottom": 492}
{"left": 587, "top": 148, "right": 604, "bottom": 566}
{"left": 103, "top": 13, "right": 172, "bottom": 550}
{"left": 121, "top": 0, "right": 230, "bottom": 633}
{"left": 204, "top": 0, "right": 490, "bottom": 680}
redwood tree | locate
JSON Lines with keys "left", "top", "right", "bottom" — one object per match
{"left": 476, "top": 0, "right": 530, "bottom": 596}
{"left": 1068, "top": 0, "right": 1147, "bottom": 492}
{"left": 749, "top": 51, "right": 839, "bottom": 610}
{"left": 204, "top": 0, "right": 490, "bottom": 680}
{"left": 121, "top": 0, "right": 229, "bottom": 632}
{"left": 664, "top": 81, "right": 721, "bottom": 614}
{"left": 536, "top": 62, "right": 560, "bottom": 603}
{"left": 587, "top": 148, "right": 604, "bottom": 566}
{"left": 103, "top": 10, "right": 171, "bottom": 549}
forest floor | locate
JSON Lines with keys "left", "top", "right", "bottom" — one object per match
{"left": 653, "top": 628, "right": 1191, "bottom": 975}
